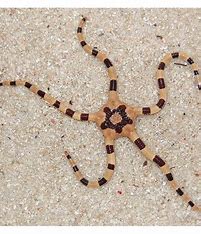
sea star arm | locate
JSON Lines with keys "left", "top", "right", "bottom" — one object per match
{"left": 129, "top": 130, "right": 201, "bottom": 212}
{"left": 65, "top": 137, "right": 116, "bottom": 188}
{"left": 77, "top": 17, "right": 119, "bottom": 102}
{"left": 0, "top": 80, "right": 96, "bottom": 122}
{"left": 135, "top": 52, "right": 201, "bottom": 116}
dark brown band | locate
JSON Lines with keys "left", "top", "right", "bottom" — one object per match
{"left": 106, "top": 145, "right": 114, "bottom": 154}
{"left": 98, "top": 177, "right": 107, "bottom": 186}
{"left": 142, "top": 107, "right": 151, "bottom": 115}
{"left": 77, "top": 27, "right": 82, "bottom": 33}
{"left": 171, "top": 52, "right": 179, "bottom": 58}
{"left": 37, "top": 90, "right": 45, "bottom": 98}
{"left": 134, "top": 138, "right": 145, "bottom": 150}
{"left": 166, "top": 173, "right": 173, "bottom": 181}
{"left": 66, "top": 154, "right": 71, "bottom": 159}
{"left": 108, "top": 164, "right": 115, "bottom": 170}
{"left": 80, "top": 113, "right": 89, "bottom": 121}
{"left": 176, "top": 188, "right": 184, "bottom": 196}
{"left": 188, "top": 201, "right": 195, "bottom": 207}
{"left": 10, "top": 81, "right": 16, "bottom": 86}
{"left": 80, "top": 178, "right": 89, "bottom": 186}
{"left": 66, "top": 108, "right": 75, "bottom": 117}
{"left": 80, "top": 41, "right": 87, "bottom": 47}
{"left": 92, "top": 49, "right": 98, "bottom": 57}
{"left": 73, "top": 165, "right": 79, "bottom": 172}
{"left": 158, "top": 78, "right": 165, "bottom": 89}
{"left": 110, "top": 80, "right": 117, "bottom": 91}
{"left": 53, "top": 100, "right": 60, "bottom": 108}
{"left": 104, "top": 58, "right": 113, "bottom": 68}
{"left": 156, "top": 99, "right": 165, "bottom": 109}
{"left": 194, "top": 70, "right": 199, "bottom": 75}
{"left": 25, "top": 82, "right": 32, "bottom": 88}
{"left": 153, "top": 155, "right": 165, "bottom": 167}
{"left": 158, "top": 62, "right": 165, "bottom": 70}
{"left": 187, "top": 57, "right": 194, "bottom": 64}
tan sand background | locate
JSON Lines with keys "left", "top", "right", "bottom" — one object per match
{"left": 0, "top": 9, "right": 200, "bottom": 225}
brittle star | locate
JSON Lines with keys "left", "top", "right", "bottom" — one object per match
{"left": 0, "top": 17, "right": 201, "bottom": 212}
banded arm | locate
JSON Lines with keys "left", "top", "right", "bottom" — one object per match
{"left": 65, "top": 137, "right": 116, "bottom": 188}
{"left": 0, "top": 80, "right": 95, "bottom": 122}
{"left": 129, "top": 130, "right": 201, "bottom": 212}
{"left": 77, "top": 17, "right": 118, "bottom": 102}
{"left": 135, "top": 52, "right": 201, "bottom": 115}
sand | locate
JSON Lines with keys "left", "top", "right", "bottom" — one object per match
{"left": 0, "top": 9, "right": 200, "bottom": 225}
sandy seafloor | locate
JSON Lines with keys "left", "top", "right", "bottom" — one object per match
{"left": 0, "top": 9, "right": 200, "bottom": 225}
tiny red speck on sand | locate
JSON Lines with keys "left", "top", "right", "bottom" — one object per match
{"left": 51, "top": 119, "right": 56, "bottom": 124}
{"left": 117, "top": 190, "right": 122, "bottom": 195}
